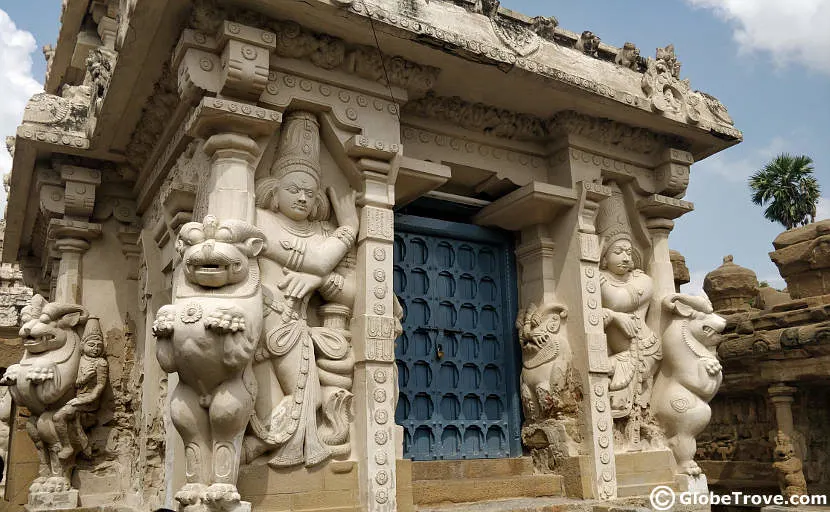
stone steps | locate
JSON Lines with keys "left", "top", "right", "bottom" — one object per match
{"left": 411, "top": 458, "right": 564, "bottom": 508}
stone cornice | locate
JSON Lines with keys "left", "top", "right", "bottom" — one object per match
{"left": 404, "top": 93, "right": 686, "bottom": 155}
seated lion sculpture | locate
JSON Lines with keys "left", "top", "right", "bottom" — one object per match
{"left": 153, "top": 215, "right": 265, "bottom": 510}
{"left": 652, "top": 294, "right": 726, "bottom": 477}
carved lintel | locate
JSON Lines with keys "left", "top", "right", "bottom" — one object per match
{"left": 475, "top": 182, "right": 578, "bottom": 231}
{"left": 636, "top": 194, "right": 693, "bottom": 220}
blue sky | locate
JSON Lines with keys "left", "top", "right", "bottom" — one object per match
{"left": 1, "top": 1, "right": 828, "bottom": 293}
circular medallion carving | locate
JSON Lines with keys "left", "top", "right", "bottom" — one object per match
{"left": 261, "top": 31, "right": 275, "bottom": 43}
{"left": 594, "top": 384, "right": 604, "bottom": 397}
{"left": 283, "top": 75, "right": 296, "bottom": 87}
{"left": 595, "top": 399, "right": 606, "bottom": 412}
{"left": 598, "top": 435, "right": 609, "bottom": 448}
{"left": 319, "top": 84, "right": 331, "bottom": 96}
{"left": 346, "top": 108, "right": 358, "bottom": 121}
{"left": 374, "top": 100, "right": 384, "bottom": 111}
{"left": 588, "top": 313, "right": 600, "bottom": 326}
{"left": 300, "top": 79, "right": 312, "bottom": 92}
{"left": 375, "top": 490, "right": 388, "bottom": 504}
{"left": 228, "top": 23, "right": 240, "bottom": 34}
{"left": 181, "top": 303, "right": 203, "bottom": 323}
{"left": 586, "top": 281, "right": 597, "bottom": 293}
{"left": 375, "top": 470, "right": 389, "bottom": 485}
{"left": 242, "top": 105, "right": 252, "bottom": 114}
{"left": 357, "top": 95, "right": 368, "bottom": 107}
{"left": 587, "top": 298, "right": 598, "bottom": 309}
{"left": 374, "top": 389, "right": 387, "bottom": 403}
{"left": 597, "top": 419, "right": 608, "bottom": 432}
{"left": 373, "top": 370, "right": 388, "bottom": 384}
{"left": 600, "top": 452, "right": 610, "bottom": 464}
{"left": 241, "top": 45, "right": 258, "bottom": 60}
{"left": 374, "top": 303, "right": 386, "bottom": 314}
{"left": 199, "top": 58, "right": 214, "bottom": 71}
{"left": 374, "top": 409, "right": 388, "bottom": 424}
{"left": 374, "top": 430, "right": 388, "bottom": 445}
{"left": 602, "top": 469, "right": 613, "bottom": 482}
{"left": 338, "top": 90, "right": 351, "bottom": 103}
{"left": 266, "top": 83, "right": 279, "bottom": 95}
{"left": 374, "top": 286, "right": 387, "bottom": 299}
{"left": 194, "top": 32, "right": 207, "bottom": 44}
{"left": 374, "top": 269, "right": 386, "bottom": 282}
{"left": 375, "top": 452, "right": 388, "bottom": 465}
{"left": 374, "top": 248, "right": 386, "bottom": 261}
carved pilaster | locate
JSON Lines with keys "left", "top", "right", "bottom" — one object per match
{"left": 768, "top": 384, "right": 798, "bottom": 442}
{"left": 116, "top": 227, "right": 141, "bottom": 280}
{"left": 575, "top": 181, "right": 617, "bottom": 499}
{"left": 347, "top": 137, "right": 400, "bottom": 512}
{"left": 515, "top": 228, "right": 556, "bottom": 307}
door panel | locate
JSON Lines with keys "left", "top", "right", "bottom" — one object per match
{"left": 393, "top": 214, "right": 521, "bottom": 460}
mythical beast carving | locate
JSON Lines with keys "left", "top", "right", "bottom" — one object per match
{"left": 153, "top": 215, "right": 265, "bottom": 511}
{"left": 652, "top": 294, "right": 726, "bottom": 476}
{"left": 0, "top": 295, "right": 100, "bottom": 506}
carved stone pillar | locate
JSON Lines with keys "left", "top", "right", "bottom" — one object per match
{"left": 768, "top": 384, "right": 798, "bottom": 442}
{"left": 346, "top": 137, "right": 400, "bottom": 512}
{"left": 49, "top": 220, "right": 102, "bottom": 304}
{"left": 185, "top": 98, "right": 282, "bottom": 224}
{"left": 573, "top": 181, "right": 617, "bottom": 499}
{"left": 515, "top": 226, "right": 557, "bottom": 306}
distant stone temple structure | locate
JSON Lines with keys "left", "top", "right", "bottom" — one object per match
{"left": 698, "top": 222, "right": 830, "bottom": 499}
{"left": 0, "top": 0, "right": 741, "bottom": 510}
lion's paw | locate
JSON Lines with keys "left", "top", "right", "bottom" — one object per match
{"left": 43, "top": 476, "right": 71, "bottom": 493}
{"left": 152, "top": 306, "right": 177, "bottom": 338}
{"left": 175, "top": 483, "right": 208, "bottom": 506}
{"left": 204, "top": 307, "right": 247, "bottom": 334}
{"left": 679, "top": 460, "right": 702, "bottom": 476}
{"left": 203, "top": 483, "right": 241, "bottom": 506}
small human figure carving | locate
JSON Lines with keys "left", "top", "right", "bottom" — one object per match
{"left": 53, "top": 318, "right": 107, "bottom": 460}
{"left": 773, "top": 431, "right": 808, "bottom": 499}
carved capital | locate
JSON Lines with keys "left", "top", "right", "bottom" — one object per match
{"left": 636, "top": 194, "right": 693, "bottom": 220}
{"left": 655, "top": 148, "right": 693, "bottom": 197}
{"left": 185, "top": 96, "right": 281, "bottom": 140}
{"left": 576, "top": 180, "right": 611, "bottom": 235}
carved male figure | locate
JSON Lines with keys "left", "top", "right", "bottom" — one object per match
{"left": 245, "top": 111, "right": 359, "bottom": 468}
{"left": 0, "top": 295, "right": 90, "bottom": 496}
{"left": 772, "top": 431, "right": 808, "bottom": 498}
{"left": 53, "top": 318, "right": 107, "bottom": 460}
{"left": 153, "top": 215, "right": 265, "bottom": 509}
{"left": 652, "top": 294, "right": 726, "bottom": 476}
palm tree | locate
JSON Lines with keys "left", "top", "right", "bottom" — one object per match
{"left": 749, "top": 153, "right": 821, "bottom": 230}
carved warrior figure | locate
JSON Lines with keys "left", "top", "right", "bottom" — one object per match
{"left": 652, "top": 294, "right": 726, "bottom": 476}
{"left": 153, "top": 216, "right": 266, "bottom": 509}
{"left": 245, "top": 111, "right": 358, "bottom": 468}
{"left": 772, "top": 431, "right": 808, "bottom": 498}
{"left": 0, "top": 295, "right": 100, "bottom": 498}
{"left": 596, "top": 188, "right": 662, "bottom": 449}
{"left": 516, "top": 303, "right": 580, "bottom": 420}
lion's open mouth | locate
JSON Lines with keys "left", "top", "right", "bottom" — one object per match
{"left": 24, "top": 335, "right": 55, "bottom": 347}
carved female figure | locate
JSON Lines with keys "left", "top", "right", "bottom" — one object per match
{"left": 246, "top": 111, "right": 359, "bottom": 467}
{"left": 596, "top": 190, "right": 662, "bottom": 449}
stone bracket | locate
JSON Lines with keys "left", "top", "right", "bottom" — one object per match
{"left": 636, "top": 194, "right": 694, "bottom": 220}
{"left": 184, "top": 96, "right": 282, "bottom": 140}
{"left": 474, "top": 181, "right": 578, "bottom": 231}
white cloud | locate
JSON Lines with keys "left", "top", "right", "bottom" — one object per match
{"left": 817, "top": 196, "right": 830, "bottom": 221}
{"left": 686, "top": 0, "right": 830, "bottom": 75}
{"left": 695, "top": 136, "right": 788, "bottom": 183}
{"left": 0, "top": 9, "right": 43, "bottom": 216}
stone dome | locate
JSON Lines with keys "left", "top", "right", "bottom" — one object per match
{"left": 703, "top": 255, "right": 759, "bottom": 314}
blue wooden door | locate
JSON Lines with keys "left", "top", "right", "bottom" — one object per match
{"left": 393, "top": 214, "right": 522, "bottom": 460}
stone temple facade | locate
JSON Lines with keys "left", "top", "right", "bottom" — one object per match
{"left": 0, "top": 0, "right": 742, "bottom": 510}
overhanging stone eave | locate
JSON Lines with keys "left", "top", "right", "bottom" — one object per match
{"left": 45, "top": 0, "right": 92, "bottom": 94}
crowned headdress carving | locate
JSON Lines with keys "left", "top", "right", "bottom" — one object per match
{"left": 595, "top": 184, "right": 641, "bottom": 269}
{"left": 255, "top": 111, "right": 329, "bottom": 219}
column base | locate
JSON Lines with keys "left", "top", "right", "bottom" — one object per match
{"left": 674, "top": 473, "right": 709, "bottom": 494}
{"left": 26, "top": 489, "right": 79, "bottom": 511}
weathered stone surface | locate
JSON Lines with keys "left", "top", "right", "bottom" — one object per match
{"left": 704, "top": 255, "right": 759, "bottom": 314}
{"left": 669, "top": 249, "right": 690, "bottom": 292}
{"left": 770, "top": 221, "right": 830, "bottom": 299}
